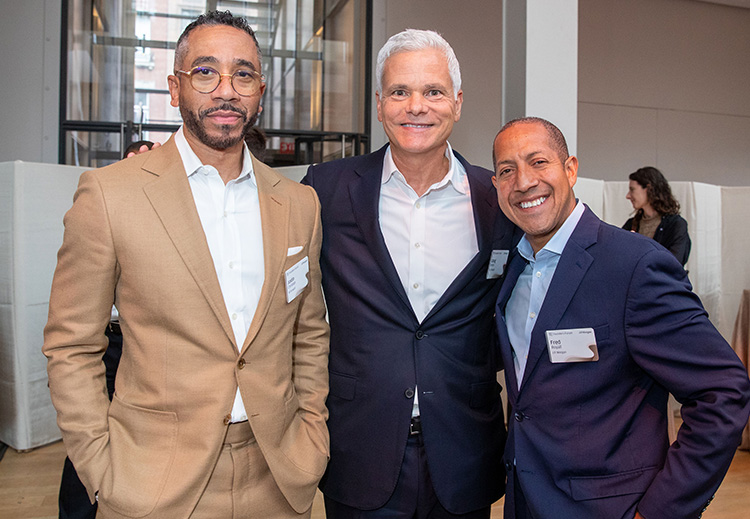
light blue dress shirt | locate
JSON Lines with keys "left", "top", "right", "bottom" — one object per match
{"left": 505, "top": 201, "right": 585, "bottom": 390}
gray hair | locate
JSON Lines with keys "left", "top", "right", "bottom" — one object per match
{"left": 376, "top": 29, "right": 461, "bottom": 99}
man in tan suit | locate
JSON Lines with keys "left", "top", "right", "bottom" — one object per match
{"left": 43, "top": 10, "right": 329, "bottom": 519}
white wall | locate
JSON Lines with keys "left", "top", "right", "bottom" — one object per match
{"left": 0, "top": 0, "right": 61, "bottom": 164}
{"left": 578, "top": 0, "right": 750, "bottom": 185}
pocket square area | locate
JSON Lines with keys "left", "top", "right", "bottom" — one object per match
{"left": 287, "top": 245, "right": 303, "bottom": 256}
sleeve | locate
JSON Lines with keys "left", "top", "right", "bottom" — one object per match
{"left": 625, "top": 249, "right": 750, "bottom": 519}
{"left": 290, "top": 185, "right": 330, "bottom": 457}
{"left": 300, "top": 163, "right": 314, "bottom": 187}
{"left": 42, "top": 170, "right": 118, "bottom": 502}
{"left": 661, "top": 216, "right": 691, "bottom": 266}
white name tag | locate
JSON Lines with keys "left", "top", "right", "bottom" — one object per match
{"left": 545, "top": 328, "right": 599, "bottom": 363}
{"left": 285, "top": 256, "right": 309, "bottom": 303}
{"left": 486, "top": 249, "right": 510, "bottom": 279}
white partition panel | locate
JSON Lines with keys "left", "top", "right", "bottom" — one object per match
{"left": 720, "top": 187, "right": 750, "bottom": 339}
{"left": 0, "top": 161, "right": 85, "bottom": 450}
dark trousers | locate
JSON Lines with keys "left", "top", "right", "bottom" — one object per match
{"left": 58, "top": 326, "right": 122, "bottom": 519}
{"left": 325, "top": 433, "right": 491, "bottom": 519}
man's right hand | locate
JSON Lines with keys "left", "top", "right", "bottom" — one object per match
{"left": 126, "top": 141, "right": 161, "bottom": 158}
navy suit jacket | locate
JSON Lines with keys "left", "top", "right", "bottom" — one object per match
{"left": 303, "top": 145, "right": 518, "bottom": 513}
{"left": 496, "top": 206, "right": 750, "bottom": 519}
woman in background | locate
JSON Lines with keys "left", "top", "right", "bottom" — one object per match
{"left": 624, "top": 166, "right": 691, "bottom": 266}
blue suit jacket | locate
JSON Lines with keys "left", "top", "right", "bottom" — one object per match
{"left": 496, "top": 206, "right": 750, "bottom": 519}
{"left": 303, "top": 145, "right": 518, "bottom": 513}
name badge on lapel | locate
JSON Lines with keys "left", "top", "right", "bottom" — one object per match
{"left": 545, "top": 328, "right": 599, "bottom": 363}
{"left": 285, "top": 256, "right": 309, "bottom": 303}
{"left": 486, "top": 250, "right": 510, "bottom": 279}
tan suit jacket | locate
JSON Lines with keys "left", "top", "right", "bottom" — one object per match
{"left": 43, "top": 137, "right": 330, "bottom": 518}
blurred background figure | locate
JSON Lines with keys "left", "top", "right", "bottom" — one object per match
{"left": 244, "top": 127, "right": 267, "bottom": 162}
{"left": 624, "top": 166, "right": 691, "bottom": 266}
{"left": 57, "top": 139, "right": 153, "bottom": 519}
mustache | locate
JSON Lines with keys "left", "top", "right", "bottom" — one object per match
{"left": 200, "top": 103, "right": 247, "bottom": 118}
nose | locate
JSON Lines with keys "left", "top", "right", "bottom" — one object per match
{"left": 405, "top": 93, "right": 427, "bottom": 115}
{"left": 212, "top": 73, "right": 239, "bottom": 100}
{"left": 515, "top": 164, "right": 539, "bottom": 192}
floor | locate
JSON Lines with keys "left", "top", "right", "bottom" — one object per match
{"left": 0, "top": 440, "right": 748, "bottom": 518}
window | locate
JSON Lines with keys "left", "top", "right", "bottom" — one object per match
{"left": 61, "top": 0, "right": 370, "bottom": 167}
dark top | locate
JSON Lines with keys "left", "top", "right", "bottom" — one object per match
{"left": 623, "top": 213, "right": 691, "bottom": 266}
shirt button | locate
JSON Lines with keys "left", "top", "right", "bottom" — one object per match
{"left": 229, "top": 261, "right": 234, "bottom": 269}
{"left": 238, "top": 358, "right": 246, "bottom": 369}
{"left": 414, "top": 243, "right": 421, "bottom": 249}
{"left": 530, "top": 312, "right": 536, "bottom": 319}
{"left": 415, "top": 202, "right": 421, "bottom": 209}
{"left": 232, "top": 313, "right": 238, "bottom": 320}
{"left": 536, "top": 271, "right": 541, "bottom": 278}
{"left": 413, "top": 283, "right": 419, "bottom": 289}
{"left": 223, "top": 414, "right": 232, "bottom": 425}
{"left": 404, "top": 388, "right": 415, "bottom": 398}
{"left": 223, "top": 211, "right": 228, "bottom": 218}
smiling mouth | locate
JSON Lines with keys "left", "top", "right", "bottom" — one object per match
{"left": 401, "top": 123, "right": 432, "bottom": 128}
{"left": 520, "top": 196, "right": 547, "bottom": 209}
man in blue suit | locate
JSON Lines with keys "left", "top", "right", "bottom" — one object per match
{"left": 491, "top": 116, "right": 750, "bottom": 519}
{"left": 302, "top": 30, "right": 517, "bottom": 518}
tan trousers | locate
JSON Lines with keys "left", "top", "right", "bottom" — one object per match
{"left": 190, "top": 420, "right": 310, "bottom": 519}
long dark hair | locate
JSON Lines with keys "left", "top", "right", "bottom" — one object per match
{"left": 629, "top": 166, "right": 680, "bottom": 231}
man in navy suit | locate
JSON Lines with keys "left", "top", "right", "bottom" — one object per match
{"left": 302, "top": 29, "right": 517, "bottom": 518}
{"left": 491, "top": 117, "right": 750, "bottom": 519}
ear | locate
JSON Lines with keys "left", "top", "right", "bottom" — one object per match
{"left": 376, "top": 91, "right": 383, "bottom": 122}
{"left": 491, "top": 174, "right": 498, "bottom": 189}
{"left": 565, "top": 155, "right": 579, "bottom": 188}
{"left": 168, "top": 74, "right": 180, "bottom": 108}
{"left": 453, "top": 89, "right": 463, "bottom": 122}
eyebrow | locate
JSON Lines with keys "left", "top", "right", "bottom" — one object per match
{"left": 189, "top": 56, "right": 258, "bottom": 71}
{"left": 495, "top": 150, "right": 547, "bottom": 166}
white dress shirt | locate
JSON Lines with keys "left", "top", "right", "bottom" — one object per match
{"left": 379, "top": 143, "right": 479, "bottom": 415}
{"left": 505, "top": 201, "right": 585, "bottom": 389}
{"left": 175, "top": 127, "right": 265, "bottom": 422}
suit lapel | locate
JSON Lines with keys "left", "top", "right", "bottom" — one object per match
{"left": 519, "top": 207, "right": 598, "bottom": 391}
{"left": 349, "top": 146, "right": 414, "bottom": 317}
{"left": 141, "top": 138, "right": 236, "bottom": 348}
{"left": 423, "top": 157, "right": 501, "bottom": 321}
{"left": 240, "top": 158, "right": 288, "bottom": 354}
{"left": 496, "top": 247, "right": 528, "bottom": 398}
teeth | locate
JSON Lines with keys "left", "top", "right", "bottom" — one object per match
{"left": 520, "top": 197, "right": 547, "bottom": 209}
{"left": 403, "top": 124, "right": 429, "bottom": 128}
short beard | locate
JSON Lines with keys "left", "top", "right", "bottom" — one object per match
{"left": 180, "top": 103, "right": 259, "bottom": 151}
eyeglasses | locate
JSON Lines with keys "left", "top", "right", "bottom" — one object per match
{"left": 175, "top": 66, "right": 265, "bottom": 97}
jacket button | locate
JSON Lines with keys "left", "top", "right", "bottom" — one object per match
{"left": 404, "top": 388, "right": 415, "bottom": 398}
{"left": 505, "top": 462, "right": 513, "bottom": 472}
{"left": 415, "top": 330, "right": 425, "bottom": 340}
{"left": 223, "top": 414, "right": 232, "bottom": 425}
{"left": 237, "top": 358, "right": 246, "bottom": 369}
{"left": 514, "top": 412, "right": 525, "bottom": 422}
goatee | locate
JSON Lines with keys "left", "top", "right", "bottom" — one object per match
{"left": 181, "top": 103, "right": 259, "bottom": 150}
